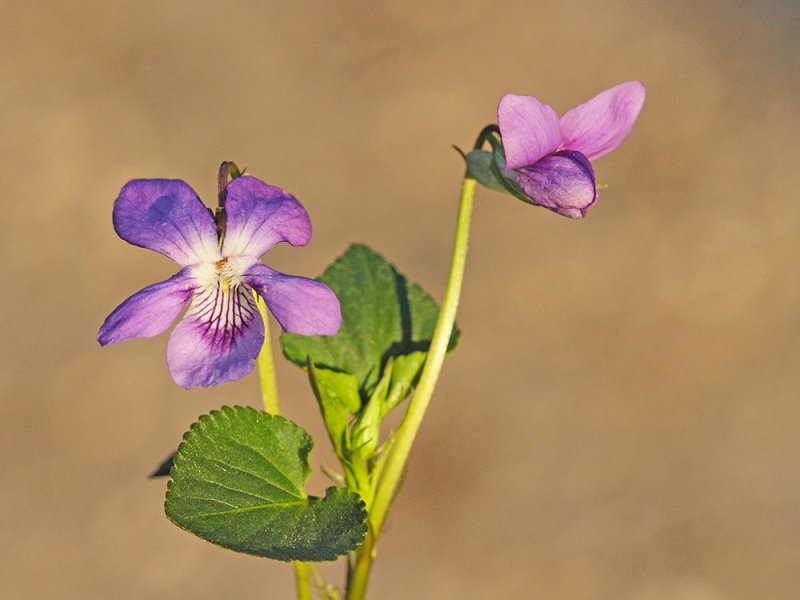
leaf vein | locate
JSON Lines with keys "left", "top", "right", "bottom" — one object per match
{"left": 184, "top": 499, "right": 305, "bottom": 519}
{"left": 184, "top": 453, "right": 302, "bottom": 499}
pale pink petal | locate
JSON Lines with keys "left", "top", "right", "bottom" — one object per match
{"left": 559, "top": 81, "right": 646, "bottom": 161}
{"left": 497, "top": 93, "right": 562, "bottom": 170}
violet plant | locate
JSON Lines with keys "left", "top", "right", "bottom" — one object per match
{"left": 98, "top": 82, "right": 645, "bottom": 599}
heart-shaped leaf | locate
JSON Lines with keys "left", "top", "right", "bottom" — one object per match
{"left": 165, "top": 406, "right": 367, "bottom": 561}
{"left": 281, "top": 244, "right": 459, "bottom": 401}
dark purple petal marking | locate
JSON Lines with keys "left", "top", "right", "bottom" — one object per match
{"left": 513, "top": 150, "right": 597, "bottom": 219}
{"left": 113, "top": 179, "right": 222, "bottom": 266}
{"left": 221, "top": 176, "right": 312, "bottom": 258}
{"left": 166, "top": 282, "right": 264, "bottom": 388}
{"left": 559, "top": 81, "right": 646, "bottom": 161}
{"left": 97, "top": 268, "right": 197, "bottom": 345}
{"left": 244, "top": 262, "right": 341, "bottom": 336}
{"left": 497, "top": 93, "right": 562, "bottom": 170}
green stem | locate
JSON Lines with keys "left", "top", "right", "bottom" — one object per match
{"left": 346, "top": 177, "right": 477, "bottom": 600}
{"left": 346, "top": 529, "right": 376, "bottom": 600}
{"left": 294, "top": 562, "right": 311, "bottom": 600}
{"left": 254, "top": 294, "right": 280, "bottom": 415}
{"left": 253, "top": 292, "right": 309, "bottom": 599}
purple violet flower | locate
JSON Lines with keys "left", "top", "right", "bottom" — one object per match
{"left": 97, "top": 176, "right": 341, "bottom": 388}
{"left": 468, "top": 81, "right": 645, "bottom": 219}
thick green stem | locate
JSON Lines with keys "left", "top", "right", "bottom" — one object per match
{"left": 253, "top": 292, "right": 309, "bottom": 599}
{"left": 346, "top": 177, "right": 476, "bottom": 600}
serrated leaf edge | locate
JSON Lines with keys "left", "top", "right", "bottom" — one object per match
{"left": 164, "top": 406, "right": 368, "bottom": 561}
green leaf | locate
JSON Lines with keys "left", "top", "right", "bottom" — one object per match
{"left": 308, "top": 362, "right": 361, "bottom": 456}
{"left": 281, "top": 244, "right": 460, "bottom": 400}
{"left": 165, "top": 406, "right": 367, "bottom": 561}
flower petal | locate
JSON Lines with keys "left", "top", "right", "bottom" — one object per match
{"left": 497, "top": 93, "right": 562, "bottom": 170}
{"left": 513, "top": 150, "right": 596, "bottom": 219}
{"left": 559, "top": 81, "right": 646, "bottom": 161}
{"left": 243, "top": 262, "right": 341, "bottom": 336}
{"left": 113, "top": 179, "right": 222, "bottom": 266}
{"left": 221, "top": 176, "right": 312, "bottom": 258}
{"left": 97, "top": 268, "right": 197, "bottom": 345}
{"left": 166, "top": 283, "right": 264, "bottom": 388}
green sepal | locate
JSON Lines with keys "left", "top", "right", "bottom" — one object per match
{"left": 281, "top": 244, "right": 460, "bottom": 404}
{"left": 351, "top": 359, "right": 393, "bottom": 461}
{"left": 383, "top": 351, "right": 427, "bottom": 415}
{"left": 307, "top": 361, "right": 361, "bottom": 457}
{"left": 465, "top": 150, "right": 509, "bottom": 193}
{"left": 488, "top": 149, "right": 538, "bottom": 206}
{"left": 465, "top": 137, "right": 538, "bottom": 207}
{"left": 164, "top": 406, "right": 367, "bottom": 562}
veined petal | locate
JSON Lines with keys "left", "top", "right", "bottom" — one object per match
{"left": 559, "top": 81, "right": 646, "bottom": 161}
{"left": 221, "top": 176, "right": 312, "bottom": 258}
{"left": 97, "top": 268, "right": 197, "bottom": 345}
{"left": 513, "top": 150, "right": 596, "bottom": 219}
{"left": 166, "top": 282, "right": 264, "bottom": 388}
{"left": 243, "top": 262, "right": 341, "bottom": 336}
{"left": 113, "top": 179, "right": 222, "bottom": 266}
{"left": 498, "top": 93, "right": 562, "bottom": 170}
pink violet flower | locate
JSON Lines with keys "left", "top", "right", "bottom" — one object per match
{"left": 469, "top": 81, "right": 646, "bottom": 219}
{"left": 97, "top": 176, "right": 341, "bottom": 388}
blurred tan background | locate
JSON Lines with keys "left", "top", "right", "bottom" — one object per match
{"left": 3, "top": 0, "right": 799, "bottom": 598}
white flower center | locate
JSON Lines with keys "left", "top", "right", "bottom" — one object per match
{"left": 215, "top": 258, "right": 238, "bottom": 292}
{"left": 182, "top": 255, "right": 260, "bottom": 349}
{"left": 191, "top": 256, "right": 253, "bottom": 291}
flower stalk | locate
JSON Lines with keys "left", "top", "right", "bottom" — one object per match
{"left": 293, "top": 561, "right": 312, "bottom": 600}
{"left": 219, "top": 161, "right": 309, "bottom": 600}
{"left": 252, "top": 294, "right": 312, "bottom": 599}
{"left": 345, "top": 177, "right": 477, "bottom": 600}
{"left": 254, "top": 293, "right": 280, "bottom": 415}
